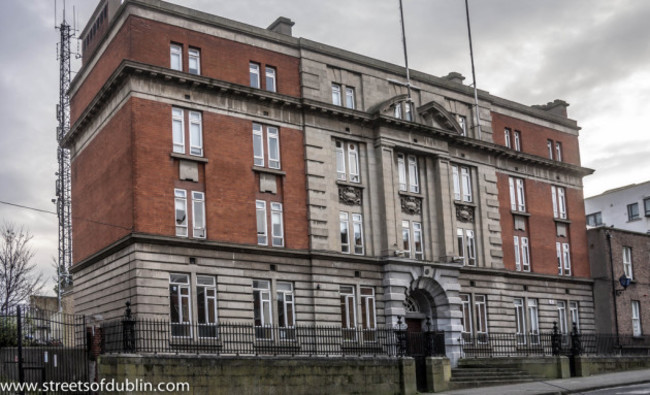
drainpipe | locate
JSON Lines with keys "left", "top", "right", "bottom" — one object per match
{"left": 605, "top": 231, "right": 620, "bottom": 344}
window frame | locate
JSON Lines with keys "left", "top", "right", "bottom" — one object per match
{"left": 340, "top": 212, "right": 350, "bottom": 254}
{"left": 188, "top": 111, "right": 203, "bottom": 156}
{"left": 528, "top": 299, "right": 540, "bottom": 344}
{"left": 513, "top": 130, "right": 521, "bottom": 151}
{"left": 253, "top": 279, "right": 273, "bottom": 339}
{"left": 174, "top": 189, "right": 188, "bottom": 237}
{"left": 569, "top": 301, "right": 580, "bottom": 331}
{"left": 457, "top": 228, "right": 476, "bottom": 266}
{"left": 252, "top": 123, "right": 281, "bottom": 169}
{"left": 188, "top": 47, "right": 200, "bottom": 75}
{"left": 352, "top": 213, "right": 364, "bottom": 255}
{"left": 627, "top": 203, "right": 640, "bottom": 221}
{"left": 345, "top": 86, "right": 355, "bottom": 109}
{"left": 360, "top": 287, "right": 377, "bottom": 331}
{"left": 644, "top": 198, "right": 650, "bottom": 217}
{"left": 196, "top": 275, "right": 218, "bottom": 338}
{"left": 172, "top": 107, "right": 203, "bottom": 157}
{"left": 458, "top": 115, "right": 467, "bottom": 136}
{"left": 170, "top": 43, "right": 182, "bottom": 71}
{"left": 547, "top": 140, "right": 554, "bottom": 159}
{"left": 335, "top": 140, "right": 360, "bottom": 183}
{"left": 270, "top": 202, "right": 284, "bottom": 247}
{"left": 632, "top": 300, "right": 642, "bottom": 337}
{"left": 331, "top": 83, "right": 342, "bottom": 106}
{"left": 551, "top": 186, "right": 567, "bottom": 219}
{"left": 169, "top": 273, "right": 192, "bottom": 337}
{"left": 474, "top": 295, "right": 488, "bottom": 342}
{"left": 256, "top": 200, "right": 268, "bottom": 246}
{"left": 557, "top": 242, "right": 572, "bottom": 276}
{"left": 623, "top": 246, "right": 633, "bottom": 280}
{"left": 191, "top": 191, "right": 206, "bottom": 239}
{"left": 249, "top": 62, "right": 261, "bottom": 89}
{"left": 460, "top": 293, "right": 473, "bottom": 337}
{"left": 172, "top": 107, "right": 185, "bottom": 154}
{"left": 276, "top": 282, "right": 296, "bottom": 332}
{"left": 514, "top": 236, "right": 531, "bottom": 272}
{"left": 509, "top": 177, "right": 526, "bottom": 212}
{"left": 265, "top": 66, "right": 277, "bottom": 92}
{"left": 555, "top": 142, "right": 563, "bottom": 162}
{"left": 452, "top": 164, "right": 473, "bottom": 203}
{"left": 504, "top": 128, "right": 512, "bottom": 148}
{"left": 340, "top": 286, "right": 357, "bottom": 339}
{"left": 514, "top": 298, "right": 526, "bottom": 344}
{"left": 586, "top": 212, "right": 603, "bottom": 226}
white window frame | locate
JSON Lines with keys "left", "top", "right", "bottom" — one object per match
{"left": 335, "top": 140, "right": 360, "bottom": 183}
{"left": 340, "top": 212, "right": 350, "bottom": 254}
{"left": 474, "top": 295, "right": 488, "bottom": 342}
{"left": 514, "top": 236, "right": 530, "bottom": 272}
{"left": 632, "top": 300, "right": 642, "bottom": 336}
{"left": 188, "top": 47, "right": 200, "bottom": 75}
{"left": 196, "top": 275, "right": 217, "bottom": 338}
{"left": 551, "top": 186, "right": 567, "bottom": 219}
{"left": 277, "top": 282, "right": 295, "bottom": 332}
{"left": 458, "top": 115, "right": 467, "bottom": 136}
{"left": 514, "top": 298, "right": 526, "bottom": 344}
{"left": 340, "top": 286, "right": 357, "bottom": 339}
{"left": 457, "top": 229, "right": 476, "bottom": 266}
{"left": 172, "top": 107, "right": 185, "bottom": 154}
{"left": 402, "top": 220, "right": 411, "bottom": 257}
{"left": 265, "top": 66, "right": 277, "bottom": 92}
{"left": 413, "top": 222, "right": 424, "bottom": 260}
{"left": 169, "top": 273, "right": 192, "bottom": 337}
{"left": 397, "top": 154, "right": 407, "bottom": 192}
{"left": 192, "top": 191, "right": 206, "bottom": 239}
{"left": 252, "top": 124, "right": 280, "bottom": 169}
{"left": 547, "top": 140, "right": 554, "bottom": 159}
{"left": 188, "top": 111, "right": 203, "bottom": 156}
{"left": 249, "top": 62, "right": 260, "bottom": 89}
{"left": 397, "top": 153, "right": 419, "bottom": 193}
{"left": 528, "top": 299, "right": 540, "bottom": 344}
{"left": 555, "top": 142, "right": 563, "bottom": 162}
{"left": 557, "top": 242, "right": 572, "bottom": 276}
{"left": 331, "top": 83, "right": 342, "bottom": 106}
{"left": 514, "top": 130, "right": 521, "bottom": 151}
{"left": 360, "top": 287, "right": 376, "bottom": 331}
{"left": 170, "top": 43, "right": 182, "bottom": 71}
{"left": 623, "top": 246, "right": 633, "bottom": 280}
{"left": 352, "top": 213, "right": 364, "bottom": 255}
{"left": 460, "top": 293, "right": 473, "bottom": 336}
{"left": 267, "top": 126, "right": 280, "bottom": 169}
{"left": 253, "top": 123, "right": 265, "bottom": 167}
{"left": 452, "top": 165, "right": 473, "bottom": 202}
{"left": 405, "top": 102, "right": 413, "bottom": 122}
{"left": 509, "top": 177, "right": 526, "bottom": 212}
{"left": 174, "top": 189, "right": 188, "bottom": 237}
{"left": 345, "top": 87, "right": 355, "bottom": 109}
{"left": 394, "top": 102, "right": 402, "bottom": 119}
{"left": 408, "top": 155, "right": 419, "bottom": 193}
{"left": 253, "top": 280, "right": 273, "bottom": 339}
{"left": 504, "top": 128, "right": 511, "bottom": 148}
{"left": 557, "top": 301, "right": 568, "bottom": 335}
{"left": 256, "top": 200, "right": 267, "bottom": 246}
{"left": 569, "top": 301, "right": 580, "bottom": 331}
{"left": 270, "top": 202, "right": 284, "bottom": 247}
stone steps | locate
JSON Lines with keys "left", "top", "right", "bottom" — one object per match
{"left": 448, "top": 363, "right": 543, "bottom": 390}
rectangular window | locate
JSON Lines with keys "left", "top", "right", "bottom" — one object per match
{"left": 547, "top": 140, "right": 554, "bottom": 159}
{"left": 586, "top": 212, "right": 603, "bottom": 226}
{"left": 174, "top": 189, "right": 188, "bottom": 237}
{"left": 394, "top": 103, "right": 402, "bottom": 119}
{"left": 253, "top": 280, "right": 272, "bottom": 339}
{"left": 340, "top": 286, "right": 357, "bottom": 340}
{"left": 192, "top": 191, "right": 205, "bottom": 238}
{"left": 249, "top": 62, "right": 260, "bottom": 88}
{"left": 513, "top": 131, "right": 521, "bottom": 151}
{"left": 256, "top": 201, "right": 267, "bottom": 245}
{"left": 460, "top": 294, "right": 472, "bottom": 338}
{"left": 632, "top": 300, "right": 642, "bottom": 336}
{"left": 172, "top": 108, "right": 185, "bottom": 154}
{"left": 555, "top": 142, "right": 563, "bottom": 162}
{"left": 397, "top": 154, "right": 407, "bottom": 191}
{"left": 551, "top": 186, "right": 567, "bottom": 219}
{"left": 188, "top": 47, "right": 200, "bottom": 75}
{"left": 557, "top": 242, "right": 572, "bottom": 276}
{"left": 170, "top": 273, "right": 191, "bottom": 337}
{"left": 402, "top": 220, "right": 411, "bottom": 257}
{"left": 340, "top": 212, "right": 350, "bottom": 253}
{"left": 189, "top": 111, "right": 203, "bottom": 156}
{"left": 474, "top": 295, "right": 488, "bottom": 343}
{"left": 628, "top": 203, "right": 640, "bottom": 221}
{"left": 252, "top": 124, "right": 281, "bottom": 169}
{"left": 352, "top": 214, "right": 364, "bottom": 255}
{"left": 270, "top": 202, "right": 284, "bottom": 247}
{"left": 569, "top": 301, "right": 580, "bottom": 331}
{"left": 405, "top": 102, "right": 413, "bottom": 122}
{"left": 345, "top": 87, "right": 355, "bottom": 109}
{"left": 277, "top": 282, "right": 295, "bottom": 339}
{"left": 557, "top": 300, "right": 568, "bottom": 344}
{"left": 335, "top": 140, "right": 360, "bottom": 183}
{"left": 196, "top": 275, "right": 217, "bottom": 338}
{"left": 623, "top": 246, "right": 633, "bottom": 280}
{"left": 452, "top": 165, "right": 473, "bottom": 202}
{"left": 509, "top": 177, "right": 526, "bottom": 212}
{"left": 408, "top": 155, "right": 419, "bottom": 193}
{"left": 457, "top": 229, "right": 476, "bottom": 266}
{"left": 265, "top": 66, "right": 276, "bottom": 92}
{"left": 397, "top": 154, "right": 419, "bottom": 193}
{"left": 644, "top": 198, "right": 650, "bottom": 217}
{"left": 514, "top": 236, "right": 530, "bottom": 272}
{"left": 458, "top": 115, "right": 467, "bottom": 136}
{"left": 360, "top": 287, "right": 376, "bottom": 331}
{"left": 514, "top": 298, "right": 526, "bottom": 344}
{"left": 528, "top": 299, "right": 540, "bottom": 344}
{"left": 413, "top": 222, "right": 424, "bottom": 260}
{"left": 331, "top": 83, "right": 342, "bottom": 106}
{"left": 170, "top": 43, "right": 182, "bottom": 71}
{"left": 504, "top": 128, "right": 511, "bottom": 148}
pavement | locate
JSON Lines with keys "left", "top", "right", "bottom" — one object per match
{"left": 430, "top": 368, "right": 650, "bottom": 395}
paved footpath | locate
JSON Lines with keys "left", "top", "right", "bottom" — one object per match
{"left": 430, "top": 368, "right": 650, "bottom": 395}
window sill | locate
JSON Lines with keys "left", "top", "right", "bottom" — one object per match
{"left": 627, "top": 217, "right": 642, "bottom": 223}
{"left": 399, "top": 190, "right": 423, "bottom": 199}
{"left": 336, "top": 180, "right": 364, "bottom": 189}
{"left": 252, "top": 166, "right": 286, "bottom": 176}
{"left": 454, "top": 200, "right": 476, "bottom": 207}
{"left": 554, "top": 218, "right": 572, "bottom": 224}
{"left": 171, "top": 152, "right": 209, "bottom": 163}
{"left": 511, "top": 210, "right": 530, "bottom": 217}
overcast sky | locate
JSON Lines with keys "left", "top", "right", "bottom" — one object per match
{"left": 1, "top": 0, "right": 648, "bottom": 294}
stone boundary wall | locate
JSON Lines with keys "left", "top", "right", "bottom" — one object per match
{"left": 98, "top": 354, "right": 416, "bottom": 395}
{"left": 574, "top": 355, "right": 650, "bottom": 377}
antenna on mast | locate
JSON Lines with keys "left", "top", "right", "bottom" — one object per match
{"left": 54, "top": 0, "right": 77, "bottom": 312}
{"left": 464, "top": 0, "right": 482, "bottom": 139}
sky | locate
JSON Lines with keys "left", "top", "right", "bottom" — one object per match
{"left": 1, "top": 0, "right": 649, "bottom": 294}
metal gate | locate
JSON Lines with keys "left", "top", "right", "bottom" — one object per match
{"left": 0, "top": 306, "right": 90, "bottom": 391}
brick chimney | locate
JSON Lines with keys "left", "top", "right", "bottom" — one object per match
{"left": 268, "top": 17, "right": 295, "bottom": 36}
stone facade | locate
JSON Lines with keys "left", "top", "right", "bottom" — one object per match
{"left": 67, "top": 0, "right": 596, "bottom": 366}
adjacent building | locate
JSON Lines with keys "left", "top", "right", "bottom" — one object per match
{"left": 585, "top": 181, "right": 650, "bottom": 233}
{"left": 588, "top": 227, "right": 649, "bottom": 336}
{"left": 66, "top": 0, "right": 595, "bottom": 363}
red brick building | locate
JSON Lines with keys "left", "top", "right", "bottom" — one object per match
{"left": 66, "top": 0, "right": 595, "bottom": 365}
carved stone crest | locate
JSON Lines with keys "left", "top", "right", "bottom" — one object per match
{"left": 400, "top": 196, "right": 422, "bottom": 215}
{"left": 455, "top": 204, "right": 475, "bottom": 223}
{"left": 338, "top": 186, "right": 362, "bottom": 206}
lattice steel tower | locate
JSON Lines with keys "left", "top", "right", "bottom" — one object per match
{"left": 55, "top": 4, "right": 74, "bottom": 287}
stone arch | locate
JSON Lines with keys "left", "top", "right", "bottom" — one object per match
{"left": 404, "top": 276, "right": 452, "bottom": 331}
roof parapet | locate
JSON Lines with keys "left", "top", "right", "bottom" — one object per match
{"left": 532, "top": 99, "right": 569, "bottom": 118}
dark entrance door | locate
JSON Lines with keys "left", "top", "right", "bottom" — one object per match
{"left": 405, "top": 319, "right": 427, "bottom": 392}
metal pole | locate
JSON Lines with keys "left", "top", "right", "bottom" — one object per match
{"left": 464, "top": 0, "right": 482, "bottom": 139}
{"left": 17, "top": 305, "right": 24, "bottom": 391}
{"left": 398, "top": 0, "right": 412, "bottom": 101}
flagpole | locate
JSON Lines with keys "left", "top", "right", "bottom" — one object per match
{"left": 465, "top": 0, "right": 482, "bottom": 139}
{"left": 398, "top": 0, "right": 412, "bottom": 102}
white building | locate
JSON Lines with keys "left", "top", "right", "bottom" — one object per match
{"left": 585, "top": 181, "right": 650, "bottom": 233}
